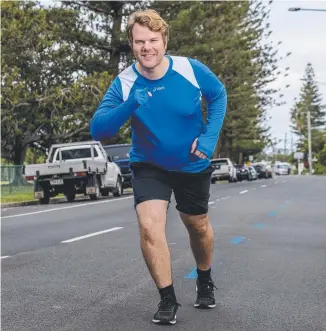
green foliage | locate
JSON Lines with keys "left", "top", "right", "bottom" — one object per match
{"left": 290, "top": 63, "right": 326, "bottom": 144}
{"left": 316, "top": 143, "right": 326, "bottom": 166}
{"left": 1, "top": 1, "right": 114, "bottom": 164}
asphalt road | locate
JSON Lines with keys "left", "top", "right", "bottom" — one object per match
{"left": 1, "top": 175, "right": 326, "bottom": 331}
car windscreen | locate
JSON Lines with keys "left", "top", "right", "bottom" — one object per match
{"left": 60, "top": 148, "right": 97, "bottom": 160}
{"left": 104, "top": 146, "right": 131, "bottom": 161}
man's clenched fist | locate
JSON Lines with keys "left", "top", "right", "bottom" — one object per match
{"left": 133, "top": 88, "right": 152, "bottom": 107}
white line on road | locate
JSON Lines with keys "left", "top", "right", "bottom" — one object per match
{"left": 61, "top": 227, "right": 124, "bottom": 243}
{"left": 239, "top": 190, "right": 248, "bottom": 194}
{"left": 221, "top": 196, "right": 231, "bottom": 200}
{"left": 2, "top": 196, "right": 134, "bottom": 219}
{"left": 260, "top": 185, "right": 267, "bottom": 188}
{"left": 1, "top": 256, "right": 10, "bottom": 259}
{"left": 208, "top": 201, "right": 215, "bottom": 205}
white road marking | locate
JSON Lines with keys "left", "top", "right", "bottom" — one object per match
{"left": 260, "top": 185, "right": 267, "bottom": 188}
{"left": 274, "top": 181, "right": 278, "bottom": 184}
{"left": 1, "top": 196, "right": 134, "bottom": 219}
{"left": 239, "top": 190, "right": 248, "bottom": 194}
{"left": 208, "top": 201, "right": 215, "bottom": 205}
{"left": 1, "top": 256, "right": 10, "bottom": 259}
{"left": 220, "top": 196, "right": 230, "bottom": 200}
{"left": 61, "top": 227, "right": 123, "bottom": 243}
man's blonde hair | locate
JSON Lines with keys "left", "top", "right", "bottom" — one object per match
{"left": 127, "top": 9, "right": 169, "bottom": 45}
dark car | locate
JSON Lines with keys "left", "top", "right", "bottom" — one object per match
{"left": 103, "top": 144, "right": 132, "bottom": 188}
{"left": 235, "top": 164, "right": 258, "bottom": 181}
{"left": 253, "top": 164, "right": 272, "bottom": 179}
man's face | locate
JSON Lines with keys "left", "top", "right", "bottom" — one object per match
{"left": 131, "top": 23, "right": 166, "bottom": 70}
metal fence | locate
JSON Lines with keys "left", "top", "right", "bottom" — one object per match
{"left": 1, "top": 165, "right": 34, "bottom": 197}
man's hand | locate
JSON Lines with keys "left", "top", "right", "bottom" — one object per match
{"left": 191, "top": 138, "right": 207, "bottom": 159}
{"left": 133, "top": 88, "right": 152, "bottom": 106}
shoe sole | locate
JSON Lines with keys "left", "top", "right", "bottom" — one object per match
{"left": 194, "top": 303, "right": 216, "bottom": 309}
{"left": 152, "top": 315, "right": 177, "bottom": 325}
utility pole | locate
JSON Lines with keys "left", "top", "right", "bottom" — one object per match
{"left": 307, "top": 111, "right": 313, "bottom": 175}
{"left": 290, "top": 135, "right": 294, "bottom": 154}
{"left": 284, "top": 133, "right": 287, "bottom": 155}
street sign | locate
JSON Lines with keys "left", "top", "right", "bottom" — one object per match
{"left": 294, "top": 152, "right": 304, "bottom": 160}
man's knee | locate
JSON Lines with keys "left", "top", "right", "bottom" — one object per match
{"left": 180, "top": 212, "right": 210, "bottom": 234}
{"left": 136, "top": 200, "right": 168, "bottom": 242}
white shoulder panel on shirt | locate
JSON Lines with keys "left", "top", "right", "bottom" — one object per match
{"left": 118, "top": 65, "right": 138, "bottom": 101}
{"left": 171, "top": 56, "right": 200, "bottom": 89}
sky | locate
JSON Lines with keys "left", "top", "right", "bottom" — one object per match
{"left": 266, "top": 0, "right": 326, "bottom": 150}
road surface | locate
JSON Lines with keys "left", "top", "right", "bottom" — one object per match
{"left": 2, "top": 176, "right": 326, "bottom": 331}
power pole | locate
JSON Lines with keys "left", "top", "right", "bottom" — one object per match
{"left": 284, "top": 133, "right": 287, "bottom": 155}
{"left": 290, "top": 135, "right": 294, "bottom": 154}
{"left": 307, "top": 111, "right": 313, "bottom": 175}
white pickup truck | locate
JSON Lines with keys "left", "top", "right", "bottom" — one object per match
{"left": 210, "top": 158, "right": 237, "bottom": 183}
{"left": 23, "top": 141, "right": 124, "bottom": 204}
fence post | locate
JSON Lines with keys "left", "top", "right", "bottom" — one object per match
{"left": 8, "top": 166, "right": 12, "bottom": 194}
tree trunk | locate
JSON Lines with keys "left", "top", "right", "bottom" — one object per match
{"left": 11, "top": 141, "right": 28, "bottom": 185}
{"left": 109, "top": 3, "right": 124, "bottom": 75}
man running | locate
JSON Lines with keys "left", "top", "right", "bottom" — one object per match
{"left": 90, "top": 9, "right": 227, "bottom": 325}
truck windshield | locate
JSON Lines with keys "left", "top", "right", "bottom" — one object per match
{"left": 104, "top": 146, "right": 131, "bottom": 161}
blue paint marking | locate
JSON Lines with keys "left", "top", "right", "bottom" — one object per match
{"left": 185, "top": 268, "right": 198, "bottom": 279}
{"left": 230, "top": 236, "right": 246, "bottom": 244}
{"left": 269, "top": 211, "right": 277, "bottom": 217}
{"left": 254, "top": 223, "right": 265, "bottom": 229}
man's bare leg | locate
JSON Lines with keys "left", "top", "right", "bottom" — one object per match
{"left": 179, "top": 212, "right": 214, "bottom": 270}
{"left": 179, "top": 211, "right": 216, "bottom": 308}
{"left": 136, "top": 199, "right": 172, "bottom": 288}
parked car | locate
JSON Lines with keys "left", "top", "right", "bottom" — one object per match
{"left": 210, "top": 158, "right": 237, "bottom": 183}
{"left": 274, "top": 163, "right": 289, "bottom": 175}
{"left": 254, "top": 164, "right": 272, "bottom": 179}
{"left": 103, "top": 144, "right": 132, "bottom": 188}
{"left": 235, "top": 164, "right": 258, "bottom": 181}
{"left": 23, "top": 141, "right": 124, "bottom": 204}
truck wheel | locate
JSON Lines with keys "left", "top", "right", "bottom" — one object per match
{"left": 113, "top": 177, "right": 123, "bottom": 197}
{"left": 101, "top": 188, "right": 110, "bottom": 197}
{"left": 65, "top": 193, "right": 75, "bottom": 202}
{"left": 39, "top": 189, "right": 50, "bottom": 204}
{"left": 39, "top": 195, "right": 50, "bottom": 205}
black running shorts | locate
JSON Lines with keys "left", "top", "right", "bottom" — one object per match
{"left": 130, "top": 162, "right": 214, "bottom": 215}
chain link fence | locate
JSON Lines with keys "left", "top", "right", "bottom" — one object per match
{"left": 1, "top": 165, "right": 34, "bottom": 200}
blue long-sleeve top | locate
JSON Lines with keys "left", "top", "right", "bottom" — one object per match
{"left": 90, "top": 56, "right": 227, "bottom": 173}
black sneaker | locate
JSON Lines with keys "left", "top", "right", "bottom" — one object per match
{"left": 194, "top": 277, "right": 218, "bottom": 309}
{"left": 152, "top": 296, "right": 181, "bottom": 325}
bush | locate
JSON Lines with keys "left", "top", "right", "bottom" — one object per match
{"left": 314, "top": 163, "right": 326, "bottom": 175}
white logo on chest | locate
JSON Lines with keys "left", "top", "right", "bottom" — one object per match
{"left": 152, "top": 86, "right": 165, "bottom": 92}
